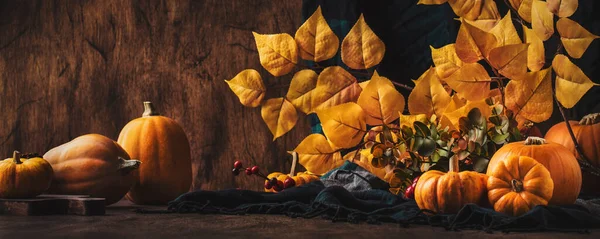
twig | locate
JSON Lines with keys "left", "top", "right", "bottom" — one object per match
{"left": 392, "top": 81, "right": 414, "bottom": 91}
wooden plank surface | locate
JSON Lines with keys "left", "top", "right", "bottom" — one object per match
{"left": 0, "top": 195, "right": 105, "bottom": 216}
{"left": 0, "top": 0, "right": 308, "bottom": 192}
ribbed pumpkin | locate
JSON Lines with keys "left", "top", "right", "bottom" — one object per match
{"left": 414, "top": 156, "right": 487, "bottom": 214}
{"left": 488, "top": 137, "right": 581, "bottom": 205}
{"left": 264, "top": 171, "right": 320, "bottom": 193}
{"left": 545, "top": 113, "right": 600, "bottom": 195}
{"left": 0, "top": 151, "right": 54, "bottom": 198}
{"left": 118, "top": 101, "right": 192, "bottom": 205}
{"left": 487, "top": 155, "right": 554, "bottom": 216}
{"left": 43, "top": 134, "right": 141, "bottom": 205}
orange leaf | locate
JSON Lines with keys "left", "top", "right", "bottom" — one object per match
{"left": 552, "top": 54, "right": 598, "bottom": 108}
{"left": 547, "top": 0, "right": 578, "bottom": 18}
{"left": 456, "top": 19, "right": 498, "bottom": 63}
{"left": 359, "top": 80, "right": 371, "bottom": 90}
{"left": 399, "top": 113, "right": 429, "bottom": 128}
{"left": 505, "top": 68, "right": 553, "bottom": 123}
{"left": 445, "top": 94, "right": 467, "bottom": 113}
{"left": 286, "top": 70, "right": 318, "bottom": 114}
{"left": 317, "top": 103, "right": 367, "bottom": 149}
{"left": 294, "top": 134, "right": 344, "bottom": 175}
{"left": 488, "top": 43, "right": 529, "bottom": 79}
{"left": 522, "top": 24, "right": 545, "bottom": 72}
{"left": 295, "top": 6, "right": 340, "bottom": 62}
{"left": 531, "top": 0, "right": 554, "bottom": 41}
{"left": 448, "top": 0, "right": 500, "bottom": 21}
{"left": 357, "top": 72, "right": 405, "bottom": 125}
{"left": 490, "top": 11, "right": 522, "bottom": 46}
{"left": 557, "top": 18, "right": 600, "bottom": 59}
{"left": 261, "top": 98, "right": 298, "bottom": 140}
{"left": 441, "top": 99, "right": 492, "bottom": 130}
{"left": 444, "top": 63, "right": 491, "bottom": 101}
{"left": 431, "top": 44, "right": 463, "bottom": 79}
{"left": 225, "top": 69, "right": 266, "bottom": 107}
{"left": 310, "top": 66, "right": 362, "bottom": 111}
{"left": 408, "top": 68, "right": 451, "bottom": 117}
{"left": 508, "top": 0, "right": 533, "bottom": 23}
{"left": 341, "top": 14, "right": 385, "bottom": 70}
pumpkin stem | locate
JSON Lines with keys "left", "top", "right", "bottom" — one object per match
{"left": 449, "top": 155, "right": 459, "bottom": 173}
{"left": 118, "top": 157, "right": 142, "bottom": 175}
{"left": 13, "top": 151, "right": 22, "bottom": 164}
{"left": 524, "top": 136, "right": 546, "bottom": 145}
{"left": 142, "top": 101, "right": 160, "bottom": 117}
{"left": 511, "top": 179, "right": 524, "bottom": 193}
{"left": 289, "top": 151, "right": 298, "bottom": 177}
{"left": 580, "top": 113, "right": 600, "bottom": 125}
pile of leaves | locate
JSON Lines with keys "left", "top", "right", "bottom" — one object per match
{"left": 226, "top": 1, "right": 599, "bottom": 194}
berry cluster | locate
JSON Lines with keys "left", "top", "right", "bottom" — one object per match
{"left": 232, "top": 160, "right": 296, "bottom": 192}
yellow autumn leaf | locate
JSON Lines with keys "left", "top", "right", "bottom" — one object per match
{"left": 448, "top": 0, "right": 500, "bottom": 21}
{"left": 505, "top": 68, "right": 553, "bottom": 123}
{"left": 553, "top": 54, "right": 599, "bottom": 108}
{"left": 311, "top": 66, "right": 362, "bottom": 111}
{"left": 522, "top": 24, "right": 545, "bottom": 72}
{"left": 557, "top": 17, "right": 600, "bottom": 59}
{"left": 488, "top": 43, "right": 529, "bottom": 79}
{"left": 295, "top": 6, "right": 339, "bottom": 62}
{"left": 341, "top": 14, "right": 385, "bottom": 70}
{"left": 253, "top": 32, "right": 298, "bottom": 77}
{"left": 445, "top": 94, "right": 467, "bottom": 113}
{"left": 357, "top": 72, "right": 406, "bottom": 125}
{"left": 261, "top": 98, "right": 298, "bottom": 140}
{"left": 531, "top": 0, "right": 554, "bottom": 41}
{"left": 286, "top": 69, "right": 318, "bottom": 114}
{"left": 444, "top": 63, "right": 491, "bottom": 101}
{"left": 441, "top": 99, "right": 492, "bottom": 130}
{"left": 359, "top": 80, "right": 371, "bottom": 90}
{"left": 547, "top": 0, "right": 578, "bottom": 17}
{"left": 317, "top": 103, "right": 367, "bottom": 149}
{"left": 399, "top": 113, "right": 428, "bottom": 128}
{"left": 417, "top": 0, "right": 448, "bottom": 4}
{"left": 509, "top": 0, "right": 533, "bottom": 23}
{"left": 455, "top": 19, "right": 498, "bottom": 63}
{"left": 408, "top": 68, "right": 451, "bottom": 117}
{"left": 225, "top": 69, "right": 266, "bottom": 107}
{"left": 294, "top": 134, "right": 344, "bottom": 175}
{"left": 431, "top": 44, "right": 463, "bottom": 79}
{"left": 489, "top": 11, "right": 521, "bottom": 46}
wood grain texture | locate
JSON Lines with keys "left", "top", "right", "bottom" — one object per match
{"left": 0, "top": 0, "right": 309, "bottom": 191}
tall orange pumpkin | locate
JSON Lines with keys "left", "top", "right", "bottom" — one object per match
{"left": 545, "top": 113, "right": 600, "bottom": 195}
{"left": 488, "top": 137, "right": 581, "bottom": 205}
{"left": 118, "top": 101, "right": 192, "bottom": 205}
{"left": 414, "top": 156, "right": 487, "bottom": 214}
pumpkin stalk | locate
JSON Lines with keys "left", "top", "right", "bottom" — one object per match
{"left": 580, "top": 113, "right": 600, "bottom": 125}
{"left": 511, "top": 179, "right": 524, "bottom": 193}
{"left": 524, "top": 136, "right": 546, "bottom": 145}
{"left": 118, "top": 157, "right": 142, "bottom": 174}
{"left": 449, "top": 155, "right": 459, "bottom": 173}
{"left": 142, "top": 101, "right": 160, "bottom": 117}
{"left": 13, "top": 151, "right": 22, "bottom": 164}
{"left": 289, "top": 151, "right": 298, "bottom": 177}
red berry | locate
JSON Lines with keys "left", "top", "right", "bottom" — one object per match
{"left": 283, "top": 177, "right": 296, "bottom": 189}
{"left": 251, "top": 166, "right": 260, "bottom": 174}
{"left": 264, "top": 180, "right": 273, "bottom": 189}
{"left": 273, "top": 180, "right": 284, "bottom": 192}
{"left": 233, "top": 161, "right": 243, "bottom": 169}
{"left": 245, "top": 168, "right": 252, "bottom": 175}
{"left": 404, "top": 185, "right": 415, "bottom": 199}
{"left": 232, "top": 168, "right": 240, "bottom": 176}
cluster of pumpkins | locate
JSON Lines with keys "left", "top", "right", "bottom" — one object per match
{"left": 415, "top": 113, "right": 600, "bottom": 216}
{"left": 0, "top": 102, "right": 192, "bottom": 205}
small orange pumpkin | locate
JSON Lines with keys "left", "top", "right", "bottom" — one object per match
{"left": 0, "top": 151, "right": 54, "bottom": 198}
{"left": 488, "top": 136, "right": 581, "bottom": 205}
{"left": 43, "top": 134, "right": 140, "bottom": 205}
{"left": 414, "top": 156, "right": 487, "bottom": 214}
{"left": 545, "top": 113, "right": 600, "bottom": 195}
{"left": 264, "top": 171, "right": 320, "bottom": 193}
{"left": 487, "top": 155, "right": 554, "bottom": 216}
{"left": 118, "top": 101, "right": 192, "bottom": 205}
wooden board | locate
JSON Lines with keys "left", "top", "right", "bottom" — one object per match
{"left": 0, "top": 0, "right": 307, "bottom": 192}
{"left": 0, "top": 194, "right": 105, "bottom": 216}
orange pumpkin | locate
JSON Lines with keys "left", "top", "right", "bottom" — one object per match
{"left": 43, "top": 134, "right": 140, "bottom": 205}
{"left": 0, "top": 151, "right": 54, "bottom": 198}
{"left": 488, "top": 136, "right": 581, "bottom": 205}
{"left": 264, "top": 171, "right": 320, "bottom": 193}
{"left": 487, "top": 155, "right": 554, "bottom": 216}
{"left": 545, "top": 113, "right": 600, "bottom": 195}
{"left": 118, "top": 101, "right": 192, "bottom": 205}
{"left": 414, "top": 156, "right": 487, "bottom": 214}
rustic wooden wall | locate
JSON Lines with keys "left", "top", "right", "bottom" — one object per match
{"left": 0, "top": 0, "right": 309, "bottom": 191}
